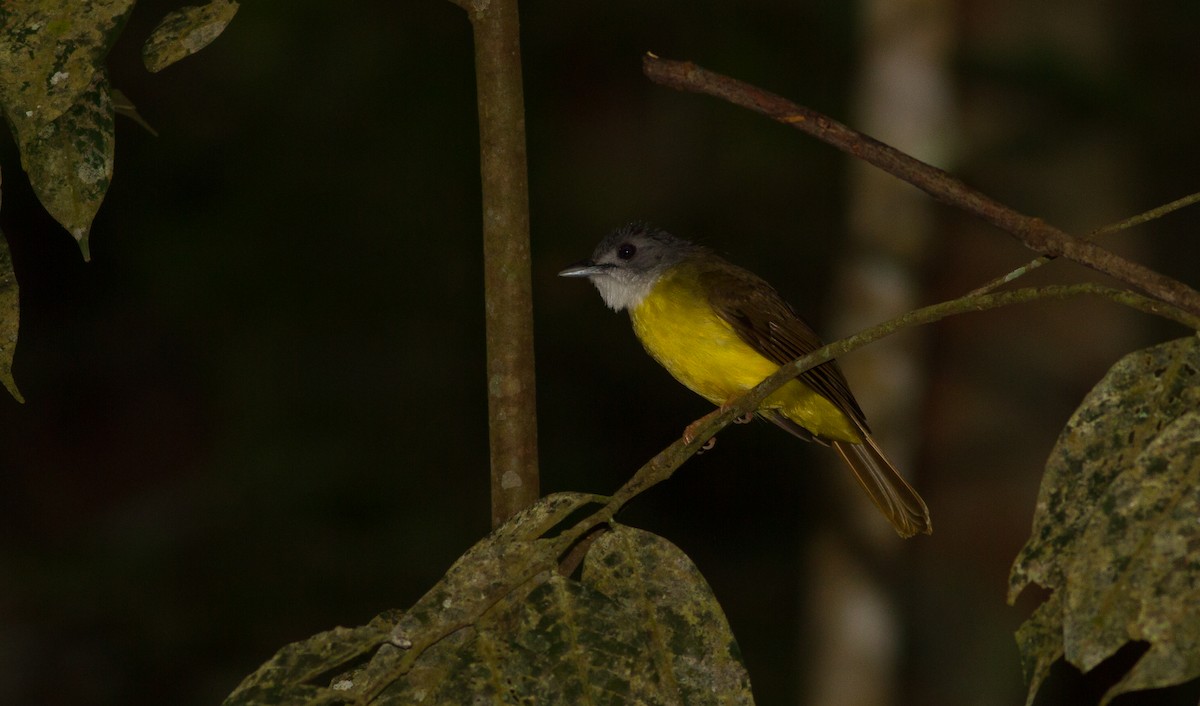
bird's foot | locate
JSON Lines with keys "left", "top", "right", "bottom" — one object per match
{"left": 682, "top": 407, "right": 722, "bottom": 445}
{"left": 683, "top": 406, "right": 745, "bottom": 447}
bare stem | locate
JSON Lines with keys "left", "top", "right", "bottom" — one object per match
{"left": 461, "top": 0, "right": 540, "bottom": 526}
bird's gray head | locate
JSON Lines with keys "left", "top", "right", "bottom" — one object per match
{"left": 558, "top": 223, "right": 701, "bottom": 311}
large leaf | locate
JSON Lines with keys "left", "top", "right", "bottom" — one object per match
{"left": 582, "top": 525, "right": 754, "bottom": 703}
{"left": 386, "top": 491, "right": 606, "bottom": 652}
{"left": 223, "top": 613, "right": 397, "bottom": 706}
{"left": 223, "top": 492, "right": 602, "bottom": 705}
{"left": 373, "top": 576, "right": 662, "bottom": 705}
{"left": 1, "top": 0, "right": 131, "bottom": 258}
{"left": 6, "top": 67, "right": 114, "bottom": 260}
{"left": 223, "top": 493, "right": 754, "bottom": 705}
{"left": 1009, "top": 335, "right": 1200, "bottom": 705}
{"left": 0, "top": 0, "right": 134, "bottom": 125}
{"left": 0, "top": 228, "right": 22, "bottom": 402}
{"left": 142, "top": 0, "right": 239, "bottom": 73}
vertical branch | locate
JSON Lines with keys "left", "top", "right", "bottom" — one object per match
{"left": 463, "top": 0, "right": 540, "bottom": 526}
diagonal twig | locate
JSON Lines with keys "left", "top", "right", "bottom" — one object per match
{"left": 561, "top": 283, "right": 1200, "bottom": 542}
{"left": 642, "top": 54, "right": 1200, "bottom": 317}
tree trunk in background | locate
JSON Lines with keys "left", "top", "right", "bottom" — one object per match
{"left": 803, "top": 0, "right": 955, "bottom": 704}
{"left": 911, "top": 2, "right": 1148, "bottom": 704}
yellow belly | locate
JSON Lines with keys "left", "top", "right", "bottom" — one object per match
{"left": 629, "top": 267, "right": 860, "bottom": 443}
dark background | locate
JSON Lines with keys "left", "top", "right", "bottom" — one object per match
{"left": 2, "top": 1, "right": 1199, "bottom": 704}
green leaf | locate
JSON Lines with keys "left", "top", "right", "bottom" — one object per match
{"left": 374, "top": 576, "right": 656, "bottom": 705}
{"left": 7, "top": 68, "right": 114, "bottom": 260}
{"left": 386, "top": 491, "right": 607, "bottom": 654}
{"left": 1013, "top": 590, "right": 1063, "bottom": 706}
{"left": 362, "top": 493, "right": 609, "bottom": 699}
{"left": 222, "top": 611, "right": 398, "bottom": 706}
{"left": 368, "top": 523, "right": 752, "bottom": 705}
{"left": 0, "top": 0, "right": 135, "bottom": 125}
{"left": 0, "top": 228, "right": 22, "bottom": 403}
{"left": 142, "top": 0, "right": 239, "bottom": 73}
{"left": 1009, "top": 335, "right": 1200, "bottom": 705}
{"left": 582, "top": 525, "right": 754, "bottom": 703}
{"left": 223, "top": 494, "right": 754, "bottom": 705}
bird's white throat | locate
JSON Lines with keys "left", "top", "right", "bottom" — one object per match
{"left": 591, "top": 271, "right": 661, "bottom": 312}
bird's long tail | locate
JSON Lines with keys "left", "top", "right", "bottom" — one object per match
{"left": 831, "top": 432, "right": 931, "bottom": 538}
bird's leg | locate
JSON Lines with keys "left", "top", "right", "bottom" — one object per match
{"left": 683, "top": 404, "right": 752, "bottom": 448}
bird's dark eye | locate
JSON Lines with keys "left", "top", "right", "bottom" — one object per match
{"left": 617, "top": 243, "right": 637, "bottom": 260}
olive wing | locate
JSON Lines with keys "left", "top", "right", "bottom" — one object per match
{"left": 698, "top": 264, "right": 869, "bottom": 431}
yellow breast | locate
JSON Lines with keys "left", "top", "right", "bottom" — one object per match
{"left": 629, "top": 263, "right": 859, "bottom": 442}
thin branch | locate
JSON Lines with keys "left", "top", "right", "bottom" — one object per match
{"left": 1090, "top": 190, "right": 1200, "bottom": 238}
{"left": 461, "top": 0, "right": 541, "bottom": 526}
{"left": 969, "top": 190, "right": 1200, "bottom": 296}
{"left": 641, "top": 55, "right": 1200, "bottom": 317}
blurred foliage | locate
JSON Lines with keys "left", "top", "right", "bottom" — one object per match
{"left": 1010, "top": 336, "right": 1200, "bottom": 705}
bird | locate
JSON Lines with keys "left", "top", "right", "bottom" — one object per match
{"left": 558, "top": 222, "right": 931, "bottom": 537}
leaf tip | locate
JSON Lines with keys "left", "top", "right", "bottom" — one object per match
{"left": 4, "top": 380, "right": 25, "bottom": 404}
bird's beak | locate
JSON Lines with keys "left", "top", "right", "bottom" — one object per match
{"left": 558, "top": 260, "right": 608, "bottom": 278}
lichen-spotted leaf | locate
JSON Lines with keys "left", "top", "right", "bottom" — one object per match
{"left": 0, "top": 229, "right": 21, "bottom": 402}
{"left": 0, "top": 0, "right": 134, "bottom": 125}
{"left": 365, "top": 524, "right": 753, "bottom": 705}
{"left": 372, "top": 576, "right": 647, "bottom": 705}
{"left": 224, "top": 497, "right": 755, "bottom": 705}
{"left": 221, "top": 611, "right": 397, "bottom": 706}
{"left": 387, "top": 492, "right": 605, "bottom": 655}
{"left": 7, "top": 67, "right": 114, "bottom": 259}
{"left": 1009, "top": 336, "right": 1200, "bottom": 705}
{"left": 583, "top": 524, "right": 754, "bottom": 704}
{"left": 1013, "top": 590, "right": 1064, "bottom": 706}
{"left": 142, "top": 0, "right": 239, "bottom": 73}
